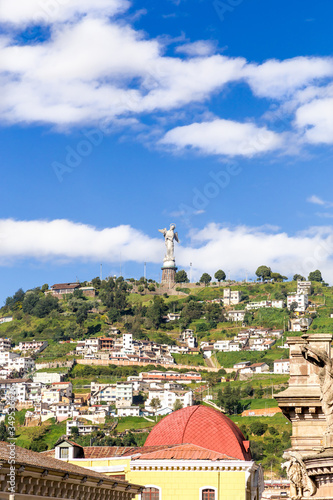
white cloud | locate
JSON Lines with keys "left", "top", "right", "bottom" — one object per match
{"left": 307, "top": 195, "right": 326, "bottom": 205}
{"left": 0, "top": 1, "right": 333, "bottom": 151}
{"left": 1, "top": 219, "right": 333, "bottom": 284}
{"left": 307, "top": 195, "right": 333, "bottom": 208}
{"left": 0, "top": 0, "right": 129, "bottom": 26}
{"left": 244, "top": 57, "right": 333, "bottom": 99}
{"left": 175, "top": 41, "right": 216, "bottom": 57}
{"left": 160, "top": 119, "right": 283, "bottom": 157}
{"left": 295, "top": 97, "right": 333, "bottom": 144}
{"left": 177, "top": 223, "right": 333, "bottom": 284}
{"left": 0, "top": 15, "right": 246, "bottom": 126}
{"left": 0, "top": 219, "right": 163, "bottom": 264}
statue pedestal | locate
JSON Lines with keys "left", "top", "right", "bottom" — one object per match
{"left": 161, "top": 265, "right": 177, "bottom": 286}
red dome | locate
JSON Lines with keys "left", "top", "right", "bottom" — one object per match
{"left": 145, "top": 406, "right": 251, "bottom": 461}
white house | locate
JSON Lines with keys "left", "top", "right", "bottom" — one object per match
{"left": 213, "top": 340, "right": 230, "bottom": 352}
{"left": 167, "top": 313, "right": 181, "bottom": 321}
{"left": 202, "top": 346, "right": 214, "bottom": 358}
{"left": 229, "top": 341, "right": 242, "bottom": 351}
{"left": 84, "top": 338, "right": 101, "bottom": 352}
{"left": 122, "top": 333, "right": 134, "bottom": 354}
{"left": 33, "top": 372, "right": 64, "bottom": 384}
{"left": 0, "top": 338, "right": 11, "bottom": 351}
{"left": 8, "top": 356, "right": 35, "bottom": 376}
{"left": 18, "top": 340, "right": 48, "bottom": 353}
{"left": 287, "top": 293, "right": 308, "bottom": 313}
{"left": 227, "top": 310, "right": 246, "bottom": 322}
{"left": 66, "top": 419, "right": 99, "bottom": 436}
{"left": 145, "top": 388, "right": 193, "bottom": 410}
{"left": 273, "top": 359, "right": 290, "bottom": 374}
{"left": 91, "top": 382, "right": 133, "bottom": 407}
{"left": 223, "top": 289, "right": 242, "bottom": 305}
{"left": 233, "top": 361, "right": 251, "bottom": 370}
{"left": 0, "top": 317, "right": 13, "bottom": 325}
{"left": 297, "top": 281, "right": 312, "bottom": 295}
{"left": 246, "top": 300, "right": 284, "bottom": 310}
{"left": 240, "top": 362, "right": 269, "bottom": 374}
{"left": 117, "top": 406, "right": 140, "bottom": 417}
{"left": 49, "top": 403, "right": 77, "bottom": 421}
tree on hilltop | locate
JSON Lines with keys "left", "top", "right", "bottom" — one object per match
{"left": 308, "top": 270, "right": 323, "bottom": 282}
{"left": 271, "top": 272, "right": 288, "bottom": 282}
{"left": 214, "top": 269, "right": 226, "bottom": 285}
{"left": 255, "top": 266, "right": 272, "bottom": 282}
{"left": 293, "top": 274, "right": 305, "bottom": 281}
{"left": 175, "top": 270, "right": 189, "bottom": 283}
{"left": 200, "top": 273, "right": 212, "bottom": 286}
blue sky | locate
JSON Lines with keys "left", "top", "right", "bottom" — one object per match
{"left": 0, "top": 0, "right": 333, "bottom": 303}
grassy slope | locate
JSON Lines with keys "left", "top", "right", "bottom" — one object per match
{"left": 216, "top": 347, "right": 290, "bottom": 368}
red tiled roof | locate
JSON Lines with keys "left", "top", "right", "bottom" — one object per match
{"left": 135, "top": 443, "right": 235, "bottom": 461}
{"left": 51, "top": 283, "right": 80, "bottom": 290}
{"left": 0, "top": 442, "right": 118, "bottom": 481}
{"left": 44, "top": 444, "right": 177, "bottom": 459}
{"left": 144, "top": 405, "right": 251, "bottom": 461}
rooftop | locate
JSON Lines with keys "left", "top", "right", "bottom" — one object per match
{"left": 144, "top": 405, "right": 251, "bottom": 461}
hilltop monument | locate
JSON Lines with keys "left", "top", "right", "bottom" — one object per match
{"left": 158, "top": 223, "right": 179, "bottom": 285}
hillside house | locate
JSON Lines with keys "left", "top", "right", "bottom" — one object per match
{"left": 228, "top": 310, "right": 246, "bottom": 322}
{"left": 287, "top": 293, "right": 308, "bottom": 312}
{"left": 273, "top": 359, "right": 290, "bottom": 374}
{"left": 18, "top": 340, "right": 48, "bottom": 353}
{"left": 223, "top": 288, "right": 242, "bottom": 305}
{"left": 50, "top": 283, "right": 80, "bottom": 297}
{"left": 297, "top": 280, "right": 312, "bottom": 295}
{"left": 0, "top": 317, "right": 13, "bottom": 325}
{"left": 66, "top": 419, "right": 99, "bottom": 436}
{"left": 0, "top": 338, "right": 11, "bottom": 351}
{"left": 117, "top": 406, "right": 140, "bottom": 417}
{"left": 213, "top": 340, "right": 231, "bottom": 352}
{"left": 240, "top": 362, "right": 269, "bottom": 374}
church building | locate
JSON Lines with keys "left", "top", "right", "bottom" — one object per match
{"left": 50, "top": 406, "right": 264, "bottom": 500}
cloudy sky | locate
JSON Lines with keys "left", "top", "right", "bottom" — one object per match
{"left": 0, "top": 0, "right": 333, "bottom": 302}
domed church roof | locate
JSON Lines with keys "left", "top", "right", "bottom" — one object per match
{"left": 145, "top": 405, "right": 251, "bottom": 461}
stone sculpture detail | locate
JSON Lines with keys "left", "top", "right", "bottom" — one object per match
{"left": 282, "top": 451, "right": 317, "bottom": 499}
{"left": 301, "top": 342, "right": 333, "bottom": 437}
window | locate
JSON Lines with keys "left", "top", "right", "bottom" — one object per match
{"left": 60, "top": 447, "right": 69, "bottom": 459}
{"left": 142, "top": 487, "right": 160, "bottom": 500}
{"left": 202, "top": 489, "right": 215, "bottom": 500}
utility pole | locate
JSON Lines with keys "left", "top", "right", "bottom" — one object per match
{"left": 144, "top": 262, "right": 146, "bottom": 281}
{"left": 190, "top": 263, "right": 192, "bottom": 283}
{"left": 100, "top": 263, "right": 103, "bottom": 281}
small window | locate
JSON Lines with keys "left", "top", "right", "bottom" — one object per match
{"left": 202, "top": 489, "right": 215, "bottom": 500}
{"left": 60, "top": 447, "right": 69, "bottom": 459}
{"left": 142, "top": 487, "right": 160, "bottom": 500}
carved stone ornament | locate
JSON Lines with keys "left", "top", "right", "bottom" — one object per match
{"left": 282, "top": 451, "right": 317, "bottom": 499}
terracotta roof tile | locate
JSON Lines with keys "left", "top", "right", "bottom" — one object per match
{"left": 0, "top": 442, "right": 125, "bottom": 483}
{"left": 135, "top": 444, "right": 236, "bottom": 461}
{"left": 144, "top": 405, "right": 251, "bottom": 461}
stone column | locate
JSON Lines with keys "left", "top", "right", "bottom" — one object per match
{"left": 275, "top": 334, "right": 333, "bottom": 453}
